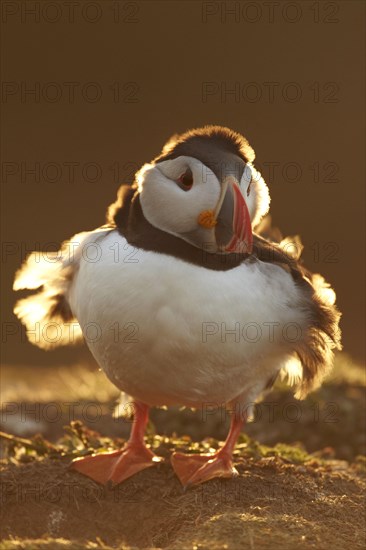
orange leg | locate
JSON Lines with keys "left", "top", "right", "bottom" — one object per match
{"left": 70, "top": 402, "right": 163, "bottom": 485}
{"left": 171, "top": 413, "right": 244, "bottom": 487}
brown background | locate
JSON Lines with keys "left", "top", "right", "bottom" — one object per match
{"left": 1, "top": 0, "right": 365, "bottom": 366}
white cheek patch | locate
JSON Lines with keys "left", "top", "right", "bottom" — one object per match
{"left": 138, "top": 157, "right": 221, "bottom": 237}
{"left": 251, "top": 166, "right": 270, "bottom": 227}
{"left": 153, "top": 157, "right": 195, "bottom": 182}
{"left": 240, "top": 164, "right": 270, "bottom": 228}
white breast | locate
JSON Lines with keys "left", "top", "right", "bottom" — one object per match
{"left": 68, "top": 230, "right": 307, "bottom": 408}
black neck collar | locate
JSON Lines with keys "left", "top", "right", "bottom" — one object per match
{"left": 110, "top": 185, "right": 250, "bottom": 271}
{"left": 109, "top": 185, "right": 304, "bottom": 277}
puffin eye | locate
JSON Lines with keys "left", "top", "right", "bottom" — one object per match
{"left": 247, "top": 180, "right": 252, "bottom": 197}
{"left": 241, "top": 164, "right": 252, "bottom": 197}
{"left": 177, "top": 168, "right": 193, "bottom": 191}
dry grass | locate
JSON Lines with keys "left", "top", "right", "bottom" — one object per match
{"left": 0, "top": 352, "right": 365, "bottom": 549}
{"left": 0, "top": 431, "right": 365, "bottom": 549}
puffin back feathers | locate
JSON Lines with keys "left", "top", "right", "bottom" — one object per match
{"left": 251, "top": 233, "right": 342, "bottom": 398}
{"left": 12, "top": 230, "right": 108, "bottom": 349}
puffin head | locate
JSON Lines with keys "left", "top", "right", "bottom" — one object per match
{"left": 132, "top": 126, "right": 270, "bottom": 255}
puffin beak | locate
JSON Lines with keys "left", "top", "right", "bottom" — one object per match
{"left": 214, "top": 176, "right": 253, "bottom": 254}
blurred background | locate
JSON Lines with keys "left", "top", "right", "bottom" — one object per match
{"left": 1, "top": 1, "right": 365, "bottom": 457}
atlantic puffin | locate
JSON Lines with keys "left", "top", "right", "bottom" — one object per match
{"left": 13, "top": 126, "right": 341, "bottom": 487}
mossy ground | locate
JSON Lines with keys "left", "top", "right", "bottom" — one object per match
{"left": 1, "top": 353, "right": 365, "bottom": 549}
{"left": 1, "top": 428, "right": 365, "bottom": 550}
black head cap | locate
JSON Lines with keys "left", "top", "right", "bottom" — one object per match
{"left": 153, "top": 125, "right": 255, "bottom": 182}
